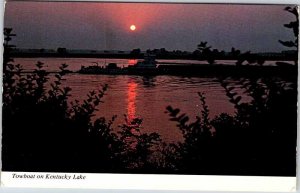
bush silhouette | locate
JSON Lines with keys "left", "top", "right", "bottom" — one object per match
{"left": 165, "top": 77, "right": 297, "bottom": 176}
{"left": 2, "top": 28, "right": 162, "bottom": 173}
{"left": 278, "top": 6, "right": 298, "bottom": 49}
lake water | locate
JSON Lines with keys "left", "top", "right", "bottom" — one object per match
{"left": 14, "top": 58, "right": 258, "bottom": 142}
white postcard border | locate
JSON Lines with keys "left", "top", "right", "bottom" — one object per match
{"left": 0, "top": 172, "right": 297, "bottom": 191}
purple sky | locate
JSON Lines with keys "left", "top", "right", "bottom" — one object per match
{"left": 4, "top": 2, "right": 297, "bottom": 52}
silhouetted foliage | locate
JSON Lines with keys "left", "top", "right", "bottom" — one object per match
{"left": 57, "top": 47, "right": 67, "bottom": 55}
{"left": 165, "top": 77, "right": 296, "bottom": 175}
{"left": 235, "top": 51, "right": 266, "bottom": 66}
{"left": 230, "top": 47, "right": 241, "bottom": 57}
{"left": 130, "top": 48, "right": 141, "bottom": 57}
{"left": 279, "top": 6, "right": 298, "bottom": 49}
{"left": 2, "top": 57, "right": 120, "bottom": 171}
{"left": 278, "top": 6, "right": 299, "bottom": 66}
{"left": 2, "top": 29, "right": 162, "bottom": 173}
{"left": 117, "top": 116, "right": 162, "bottom": 172}
{"left": 3, "top": 28, "right": 16, "bottom": 74}
{"left": 197, "top": 41, "right": 218, "bottom": 64}
{"left": 165, "top": 92, "right": 219, "bottom": 174}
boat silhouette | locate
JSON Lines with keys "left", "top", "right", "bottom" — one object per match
{"left": 78, "top": 54, "right": 159, "bottom": 75}
{"left": 78, "top": 55, "right": 296, "bottom": 78}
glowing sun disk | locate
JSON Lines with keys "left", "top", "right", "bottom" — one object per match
{"left": 130, "top": 25, "right": 136, "bottom": 31}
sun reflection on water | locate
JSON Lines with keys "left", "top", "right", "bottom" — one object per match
{"left": 127, "top": 79, "right": 137, "bottom": 122}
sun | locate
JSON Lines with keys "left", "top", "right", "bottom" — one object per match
{"left": 130, "top": 25, "right": 136, "bottom": 31}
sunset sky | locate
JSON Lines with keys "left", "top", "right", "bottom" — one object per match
{"left": 4, "top": 2, "right": 297, "bottom": 52}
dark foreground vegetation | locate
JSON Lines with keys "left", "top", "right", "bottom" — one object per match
{"left": 2, "top": 7, "right": 298, "bottom": 176}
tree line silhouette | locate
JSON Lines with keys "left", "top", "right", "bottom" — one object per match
{"left": 2, "top": 6, "right": 298, "bottom": 175}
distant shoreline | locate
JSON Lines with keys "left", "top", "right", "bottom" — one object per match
{"left": 16, "top": 63, "right": 297, "bottom": 80}
{"left": 10, "top": 52, "right": 297, "bottom": 61}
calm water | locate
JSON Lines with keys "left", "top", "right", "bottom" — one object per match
{"left": 15, "top": 58, "right": 255, "bottom": 142}
{"left": 15, "top": 57, "right": 285, "bottom": 72}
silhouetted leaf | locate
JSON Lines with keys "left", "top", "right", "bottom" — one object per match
{"left": 279, "top": 40, "right": 296, "bottom": 47}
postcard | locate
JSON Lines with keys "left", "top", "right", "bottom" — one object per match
{"left": 1, "top": 1, "right": 298, "bottom": 191}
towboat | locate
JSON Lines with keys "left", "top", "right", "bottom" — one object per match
{"left": 78, "top": 63, "right": 126, "bottom": 74}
